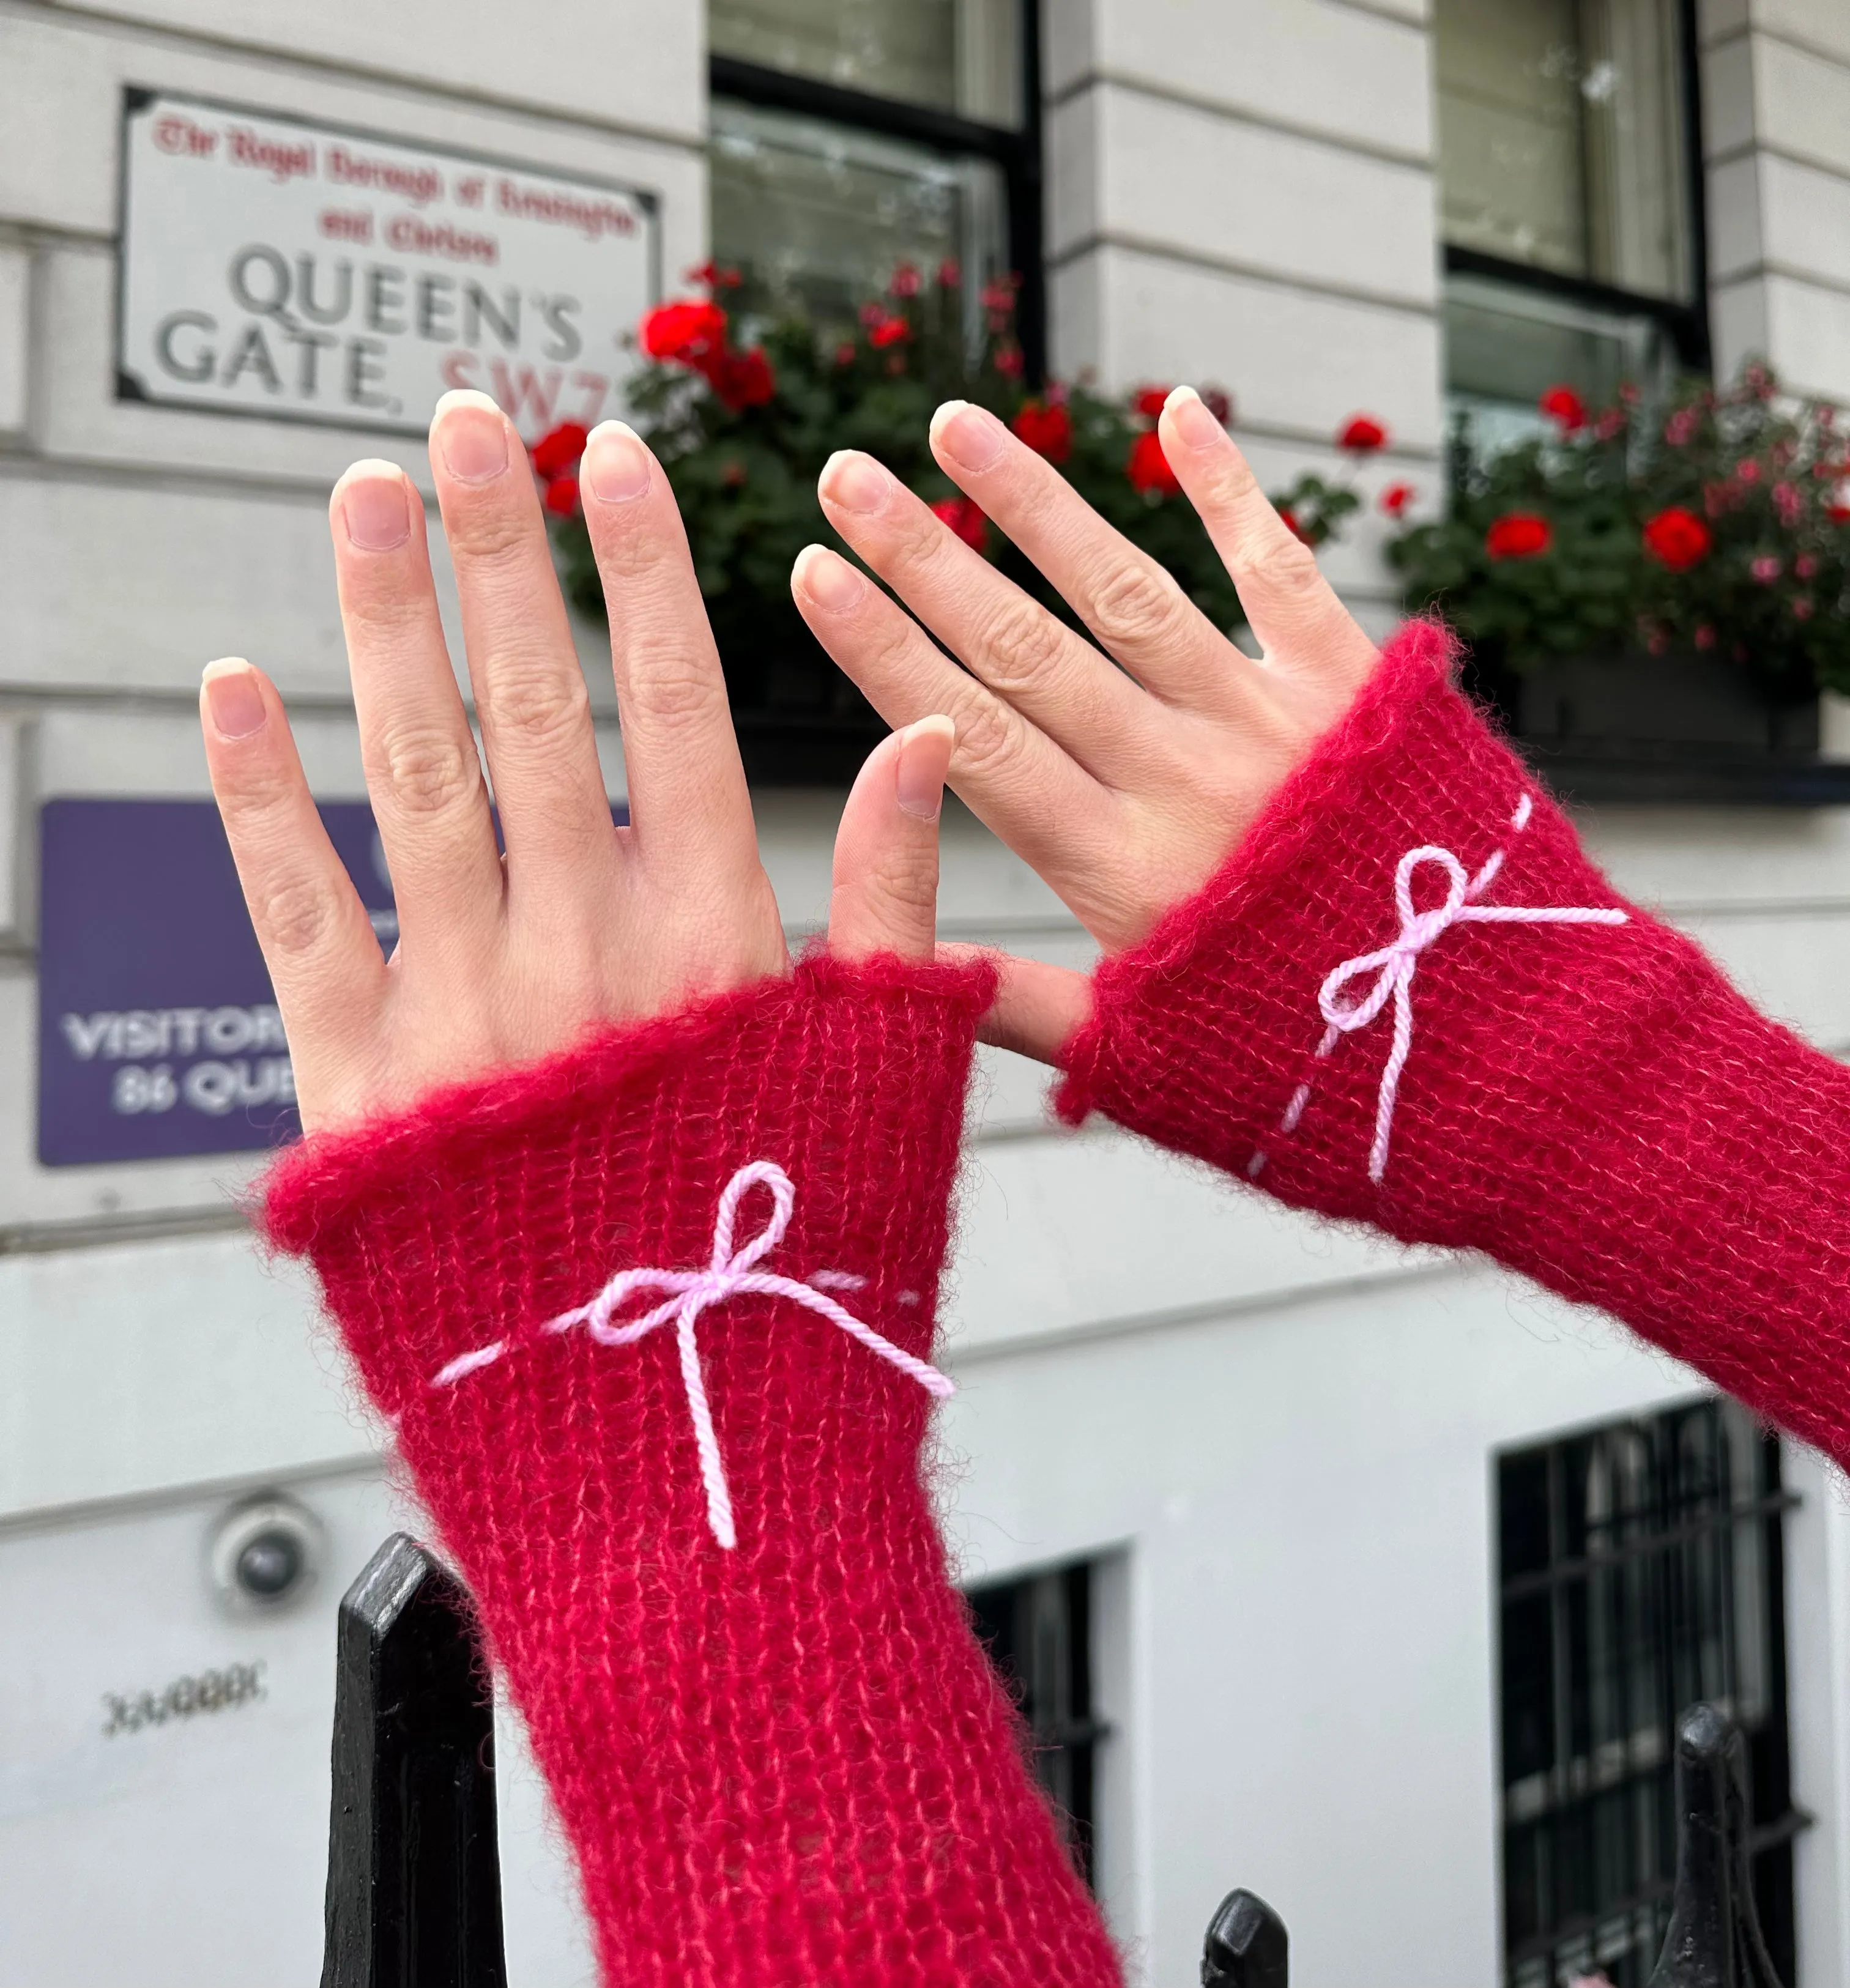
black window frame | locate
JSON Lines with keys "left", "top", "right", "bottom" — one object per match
{"left": 966, "top": 1559, "right": 1106, "bottom": 1885}
{"left": 1439, "top": 0, "right": 1712, "bottom": 384}
{"left": 708, "top": 2, "right": 1046, "bottom": 381}
{"left": 1495, "top": 1396, "right": 1805, "bottom": 1988}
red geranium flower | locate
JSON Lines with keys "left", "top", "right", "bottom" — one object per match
{"left": 1539, "top": 385, "right": 1588, "bottom": 432}
{"left": 867, "top": 313, "right": 909, "bottom": 349}
{"left": 931, "top": 495, "right": 989, "bottom": 551}
{"left": 1126, "top": 429, "right": 1181, "bottom": 496}
{"left": 530, "top": 421, "right": 588, "bottom": 479}
{"left": 1202, "top": 387, "right": 1233, "bottom": 426}
{"left": 888, "top": 261, "right": 921, "bottom": 298}
{"left": 1337, "top": 414, "right": 1388, "bottom": 453}
{"left": 1378, "top": 481, "right": 1416, "bottom": 517}
{"left": 834, "top": 341, "right": 857, "bottom": 368}
{"left": 1641, "top": 506, "right": 1712, "bottom": 571}
{"left": 641, "top": 299, "right": 727, "bottom": 365}
{"left": 542, "top": 473, "right": 579, "bottom": 517}
{"left": 707, "top": 345, "right": 776, "bottom": 412}
{"left": 1485, "top": 511, "right": 1551, "bottom": 560}
{"left": 1134, "top": 386, "right": 1172, "bottom": 419}
{"left": 1277, "top": 506, "right": 1312, "bottom": 544}
{"left": 1829, "top": 502, "right": 1850, "bottom": 524}
{"left": 682, "top": 261, "right": 741, "bottom": 290}
{"left": 994, "top": 344, "right": 1024, "bottom": 377}
{"left": 937, "top": 259, "right": 962, "bottom": 288}
{"left": 1011, "top": 399, "right": 1073, "bottom": 464}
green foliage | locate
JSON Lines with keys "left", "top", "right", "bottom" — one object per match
{"left": 1386, "top": 365, "right": 1850, "bottom": 695}
{"left": 543, "top": 271, "right": 1358, "bottom": 712}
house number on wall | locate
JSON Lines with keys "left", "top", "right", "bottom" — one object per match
{"left": 102, "top": 1661, "right": 267, "bottom": 1736}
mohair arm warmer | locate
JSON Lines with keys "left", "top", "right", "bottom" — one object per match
{"left": 263, "top": 953, "right": 1121, "bottom": 1988}
{"left": 1057, "top": 620, "right": 1850, "bottom": 1467}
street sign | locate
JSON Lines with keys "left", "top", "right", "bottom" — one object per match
{"left": 37, "top": 798, "right": 393, "bottom": 1165}
{"left": 116, "top": 89, "right": 659, "bottom": 439}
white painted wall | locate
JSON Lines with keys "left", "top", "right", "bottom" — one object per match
{"left": 4, "top": 1, "right": 1850, "bottom": 1984}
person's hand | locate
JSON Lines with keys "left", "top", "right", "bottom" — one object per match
{"left": 199, "top": 390, "right": 957, "bottom": 1135}
{"left": 789, "top": 385, "right": 1385, "bottom": 1062}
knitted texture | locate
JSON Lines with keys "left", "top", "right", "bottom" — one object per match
{"left": 265, "top": 952, "right": 1121, "bottom": 1988}
{"left": 1058, "top": 620, "right": 1850, "bottom": 1467}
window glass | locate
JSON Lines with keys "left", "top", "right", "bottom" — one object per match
{"left": 1435, "top": 0, "right": 1692, "bottom": 302}
{"left": 1445, "top": 273, "right": 1676, "bottom": 447}
{"left": 710, "top": 0, "right": 1023, "bottom": 128}
{"left": 710, "top": 97, "right": 1008, "bottom": 330}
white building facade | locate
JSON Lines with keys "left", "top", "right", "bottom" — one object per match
{"left": 4, "top": 2, "right": 1850, "bottom": 1983}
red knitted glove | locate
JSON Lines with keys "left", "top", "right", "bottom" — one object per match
{"left": 1057, "top": 620, "right": 1850, "bottom": 1467}
{"left": 264, "top": 952, "right": 1120, "bottom": 1988}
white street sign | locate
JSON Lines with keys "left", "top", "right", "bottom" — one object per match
{"left": 117, "top": 91, "right": 659, "bottom": 439}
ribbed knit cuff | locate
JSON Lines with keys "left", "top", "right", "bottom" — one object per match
{"left": 262, "top": 952, "right": 1122, "bottom": 1988}
{"left": 1055, "top": 620, "right": 1850, "bottom": 1469}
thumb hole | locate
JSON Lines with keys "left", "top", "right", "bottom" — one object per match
{"left": 828, "top": 716, "right": 954, "bottom": 963}
{"left": 935, "top": 944, "right": 1092, "bottom": 1066}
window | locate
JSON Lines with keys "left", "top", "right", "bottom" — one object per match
{"left": 1497, "top": 1399, "right": 1801, "bottom": 1988}
{"left": 1433, "top": 0, "right": 1704, "bottom": 431}
{"left": 709, "top": 0, "right": 1042, "bottom": 369}
{"left": 967, "top": 1562, "right": 1103, "bottom": 1883}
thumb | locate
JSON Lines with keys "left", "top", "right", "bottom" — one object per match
{"left": 828, "top": 716, "right": 954, "bottom": 963}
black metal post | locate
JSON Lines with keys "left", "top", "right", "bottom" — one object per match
{"left": 1202, "top": 1888, "right": 1288, "bottom": 1988}
{"left": 321, "top": 1534, "right": 508, "bottom": 1988}
{"left": 1646, "top": 1703, "right": 1785, "bottom": 1988}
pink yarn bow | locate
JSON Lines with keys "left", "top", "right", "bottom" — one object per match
{"left": 1317, "top": 829, "right": 1627, "bottom": 1183}
{"left": 431, "top": 1160, "right": 952, "bottom": 1549}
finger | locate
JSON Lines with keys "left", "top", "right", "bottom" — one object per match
{"left": 828, "top": 716, "right": 953, "bottom": 963}
{"left": 579, "top": 421, "right": 756, "bottom": 880}
{"left": 817, "top": 447, "right": 1157, "bottom": 771}
{"left": 427, "top": 391, "right": 618, "bottom": 889}
{"left": 923, "top": 401, "right": 1257, "bottom": 713}
{"left": 330, "top": 459, "right": 503, "bottom": 946}
{"left": 792, "top": 543, "right": 1124, "bottom": 899}
{"left": 1157, "top": 387, "right": 1378, "bottom": 687}
{"left": 199, "top": 659, "right": 384, "bottom": 1118}
{"left": 935, "top": 943, "right": 1091, "bottom": 1066}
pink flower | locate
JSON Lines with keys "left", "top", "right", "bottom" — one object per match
{"left": 936, "top": 259, "right": 962, "bottom": 288}
{"left": 1663, "top": 407, "right": 1700, "bottom": 447}
{"left": 1694, "top": 623, "right": 1717, "bottom": 650}
{"left": 1774, "top": 481, "right": 1803, "bottom": 526}
{"left": 1752, "top": 554, "right": 1781, "bottom": 582}
{"left": 1736, "top": 458, "right": 1763, "bottom": 484}
{"left": 888, "top": 261, "right": 921, "bottom": 297}
{"left": 1796, "top": 553, "right": 1819, "bottom": 579}
{"left": 1794, "top": 595, "right": 1816, "bottom": 619}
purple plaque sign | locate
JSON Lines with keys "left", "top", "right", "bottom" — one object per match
{"left": 37, "top": 798, "right": 394, "bottom": 1165}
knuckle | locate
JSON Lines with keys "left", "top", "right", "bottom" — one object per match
{"left": 1239, "top": 530, "right": 1323, "bottom": 598}
{"left": 950, "top": 697, "right": 1027, "bottom": 784}
{"left": 254, "top": 875, "right": 343, "bottom": 960}
{"left": 375, "top": 724, "right": 483, "bottom": 817}
{"left": 630, "top": 651, "right": 726, "bottom": 732}
{"left": 979, "top": 598, "right": 1071, "bottom": 694}
{"left": 481, "top": 667, "right": 592, "bottom": 749}
{"left": 1088, "top": 560, "right": 1189, "bottom": 654}
{"left": 444, "top": 500, "right": 537, "bottom": 568}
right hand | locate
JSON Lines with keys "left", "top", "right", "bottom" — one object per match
{"left": 789, "top": 387, "right": 1389, "bottom": 1062}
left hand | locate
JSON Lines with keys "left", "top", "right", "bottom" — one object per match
{"left": 199, "top": 391, "right": 957, "bottom": 1135}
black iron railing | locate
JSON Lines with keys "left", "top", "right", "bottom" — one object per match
{"left": 321, "top": 1535, "right": 1786, "bottom": 1987}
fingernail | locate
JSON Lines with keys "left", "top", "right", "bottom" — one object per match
{"left": 820, "top": 450, "right": 893, "bottom": 514}
{"left": 338, "top": 467, "right": 412, "bottom": 551}
{"left": 1165, "top": 385, "right": 1223, "bottom": 452}
{"left": 434, "top": 393, "right": 509, "bottom": 482}
{"left": 896, "top": 715, "right": 954, "bottom": 820}
{"left": 202, "top": 659, "right": 267, "bottom": 740}
{"left": 795, "top": 544, "right": 866, "bottom": 611}
{"left": 584, "top": 421, "right": 652, "bottom": 503}
{"left": 932, "top": 401, "right": 1005, "bottom": 472}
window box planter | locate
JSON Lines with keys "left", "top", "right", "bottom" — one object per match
{"left": 1467, "top": 647, "right": 1850, "bottom": 806}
